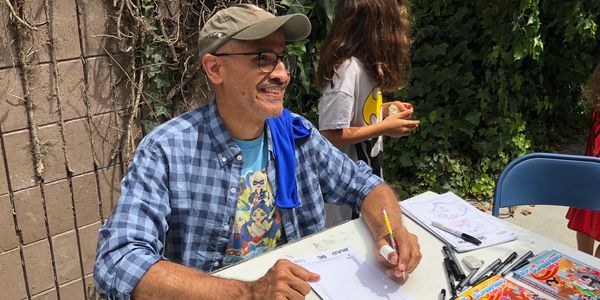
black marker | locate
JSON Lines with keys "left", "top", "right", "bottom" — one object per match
{"left": 469, "top": 258, "right": 501, "bottom": 286}
{"left": 438, "top": 288, "right": 446, "bottom": 300}
{"left": 446, "top": 245, "right": 466, "bottom": 280}
{"left": 500, "top": 251, "right": 533, "bottom": 277}
{"left": 471, "top": 272, "right": 492, "bottom": 287}
{"left": 442, "top": 246, "right": 465, "bottom": 281}
{"left": 432, "top": 221, "right": 482, "bottom": 245}
{"left": 456, "top": 268, "right": 478, "bottom": 292}
{"left": 494, "top": 251, "right": 518, "bottom": 274}
{"left": 510, "top": 259, "right": 530, "bottom": 272}
{"left": 444, "top": 257, "right": 457, "bottom": 296}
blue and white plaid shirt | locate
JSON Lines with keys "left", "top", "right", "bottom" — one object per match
{"left": 93, "top": 100, "right": 382, "bottom": 299}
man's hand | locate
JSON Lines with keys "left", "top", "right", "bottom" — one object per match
{"left": 373, "top": 226, "right": 421, "bottom": 280}
{"left": 249, "top": 259, "right": 320, "bottom": 299}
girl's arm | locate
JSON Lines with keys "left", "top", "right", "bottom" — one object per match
{"left": 321, "top": 109, "right": 419, "bottom": 147}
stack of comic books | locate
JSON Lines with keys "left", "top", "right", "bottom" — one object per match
{"left": 512, "top": 249, "right": 600, "bottom": 300}
{"left": 456, "top": 275, "right": 547, "bottom": 300}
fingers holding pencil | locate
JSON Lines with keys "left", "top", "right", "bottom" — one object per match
{"left": 394, "top": 225, "right": 422, "bottom": 273}
{"left": 373, "top": 225, "right": 421, "bottom": 280}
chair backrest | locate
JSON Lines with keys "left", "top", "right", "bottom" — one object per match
{"left": 492, "top": 152, "right": 600, "bottom": 217}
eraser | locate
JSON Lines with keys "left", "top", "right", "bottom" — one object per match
{"left": 462, "top": 255, "right": 483, "bottom": 269}
{"left": 379, "top": 245, "right": 395, "bottom": 261}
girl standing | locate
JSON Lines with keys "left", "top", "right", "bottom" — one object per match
{"left": 566, "top": 64, "right": 600, "bottom": 257}
{"left": 315, "top": 0, "right": 420, "bottom": 224}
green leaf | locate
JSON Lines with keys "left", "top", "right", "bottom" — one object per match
{"left": 465, "top": 111, "right": 481, "bottom": 126}
{"left": 323, "top": 0, "right": 336, "bottom": 22}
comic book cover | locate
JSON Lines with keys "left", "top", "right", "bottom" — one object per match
{"left": 456, "top": 274, "right": 547, "bottom": 300}
{"left": 513, "top": 250, "right": 600, "bottom": 300}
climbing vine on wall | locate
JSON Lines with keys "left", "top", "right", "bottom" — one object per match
{"left": 108, "top": 0, "right": 600, "bottom": 201}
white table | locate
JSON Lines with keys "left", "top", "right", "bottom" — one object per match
{"left": 214, "top": 191, "right": 600, "bottom": 299}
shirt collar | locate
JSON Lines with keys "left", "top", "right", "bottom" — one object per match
{"left": 206, "top": 100, "right": 275, "bottom": 166}
{"left": 206, "top": 100, "right": 240, "bottom": 167}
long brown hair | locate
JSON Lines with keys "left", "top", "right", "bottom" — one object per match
{"left": 314, "top": 0, "right": 411, "bottom": 92}
{"left": 583, "top": 64, "right": 600, "bottom": 111}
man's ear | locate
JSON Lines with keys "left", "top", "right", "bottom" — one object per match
{"left": 201, "top": 54, "right": 224, "bottom": 85}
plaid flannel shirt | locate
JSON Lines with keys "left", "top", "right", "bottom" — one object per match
{"left": 93, "top": 100, "right": 382, "bottom": 299}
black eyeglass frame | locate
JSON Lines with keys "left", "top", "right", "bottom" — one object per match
{"left": 213, "top": 51, "right": 298, "bottom": 74}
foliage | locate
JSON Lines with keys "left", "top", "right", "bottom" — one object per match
{"left": 116, "top": 0, "right": 280, "bottom": 133}
{"left": 121, "top": 0, "right": 600, "bottom": 202}
{"left": 385, "top": 0, "right": 600, "bottom": 200}
{"left": 282, "top": 0, "right": 337, "bottom": 123}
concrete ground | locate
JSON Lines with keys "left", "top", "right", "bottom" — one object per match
{"left": 497, "top": 205, "right": 577, "bottom": 249}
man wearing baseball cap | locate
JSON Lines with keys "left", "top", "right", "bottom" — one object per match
{"left": 94, "top": 4, "right": 420, "bottom": 299}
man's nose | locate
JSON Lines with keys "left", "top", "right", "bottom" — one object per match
{"left": 269, "top": 60, "right": 290, "bottom": 82}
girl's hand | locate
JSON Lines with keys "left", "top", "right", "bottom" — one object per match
{"left": 381, "top": 110, "right": 420, "bottom": 137}
{"left": 383, "top": 101, "right": 414, "bottom": 119}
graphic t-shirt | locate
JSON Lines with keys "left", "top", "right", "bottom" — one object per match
{"left": 318, "top": 57, "right": 383, "bottom": 176}
{"left": 223, "top": 133, "right": 284, "bottom": 266}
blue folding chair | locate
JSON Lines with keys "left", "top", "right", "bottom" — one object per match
{"left": 492, "top": 152, "right": 600, "bottom": 217}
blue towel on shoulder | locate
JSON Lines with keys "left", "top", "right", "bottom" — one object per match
{"left": 266, "top": 109, "right": 311, "bottom": 209}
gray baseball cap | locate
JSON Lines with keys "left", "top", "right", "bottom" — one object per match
{"left": 198, "top": 4, "right": 311, "bottom": 58}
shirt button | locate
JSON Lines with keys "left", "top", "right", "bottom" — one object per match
{"left": 221, "top": 157, "right": 227, "bottom": 162}
{"left": 213, "top": 261, "right": 219, "bottom": 267}
{"left": 223, "top": 224, "right": 230, "bottom": 231}
{"left": 230, "top": 187, "right": 236, "bottom": 193}
{"left": 236, "top": 155, "right": 243, "bottom": 161}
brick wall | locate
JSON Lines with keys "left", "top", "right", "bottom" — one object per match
{"left": 0, "top": 1, "right": 139, "bottom": 299}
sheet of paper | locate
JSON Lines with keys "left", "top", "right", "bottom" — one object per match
{"left": 401, "top": 192, "right": 517, "bottom": 252}
{"left": 294, "top": 246, "right": 415, "bottom": 300}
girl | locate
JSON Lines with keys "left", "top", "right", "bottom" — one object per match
{"left": 315, "top": 0, "right": 420, "bottom": 224}
{"left": 566, "top": 64, "right": 600, "bottom": 257}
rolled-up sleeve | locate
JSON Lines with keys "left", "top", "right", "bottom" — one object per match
{"left": 94, "top": 145, "right": 170, "bottom": 299}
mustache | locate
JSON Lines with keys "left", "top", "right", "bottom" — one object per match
{"left": 258, "top": 77, "right": 288, "bottom": 90}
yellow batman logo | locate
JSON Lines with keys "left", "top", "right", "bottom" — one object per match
{"left": 362, "top": 89, "right": 382, "bottom": 125}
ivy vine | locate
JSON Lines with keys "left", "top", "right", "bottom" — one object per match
{"left": 114, "top": 0, "right": 599, "bottom": 202}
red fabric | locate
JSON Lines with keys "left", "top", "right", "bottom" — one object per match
{"left": 566, "top": 111, "right": 600, "bottom": 240}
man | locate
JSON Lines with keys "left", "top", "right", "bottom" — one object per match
{"left": 94, "top": 4, "right": 421, "bottom": 299}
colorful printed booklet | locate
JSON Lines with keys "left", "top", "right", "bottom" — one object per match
{"left": 513, "top": 249, "right": 600, "bottom": 300}
{"left": 456, "top": 274, "right": 548, "bottom": 300}
{"left": 400, "top": 192, "right": 518, "bottom": 252}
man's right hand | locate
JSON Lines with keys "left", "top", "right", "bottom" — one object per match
{"left": 248, "top": 259, "right": 320, "bottom": 299}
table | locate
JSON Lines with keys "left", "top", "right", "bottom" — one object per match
{"left": 214, "top": 191, "right": 600, "bottom": 299}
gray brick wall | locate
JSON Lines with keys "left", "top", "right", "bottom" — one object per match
{"left": 0, "top": 1, "right": 134, "bottom": 299}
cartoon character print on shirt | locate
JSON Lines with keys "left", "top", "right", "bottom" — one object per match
{"left": 247, "top": 171, "right": 269, "bottom": 205}
{"left": 357, "top": 87, "right": 384, "bottom": 163}
{"left": 240, "top": 200, "right": 281, "bottom": 255}
{"left": 223, "top": 168, "right": 281, "bottom": 265}
{"left": 362, "top": 88, "right": 382, "bottom": 126}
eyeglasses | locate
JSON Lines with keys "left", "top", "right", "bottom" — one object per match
{"left": 213, "top": 51, "right": 298, "bottom": 74}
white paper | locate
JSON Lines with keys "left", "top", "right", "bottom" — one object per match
{"left": 400, "top": 192, "right": 518, "bottom": 252}
{"left": 294, "top": 246, "right": 415, "bottom": 300}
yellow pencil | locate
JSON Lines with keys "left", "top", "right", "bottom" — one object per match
{"left": 382, "top": 209, "right": 397, "bottom": 251}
